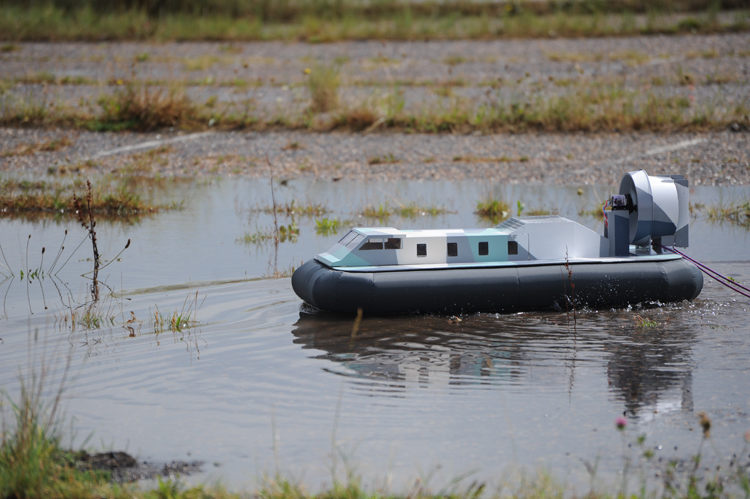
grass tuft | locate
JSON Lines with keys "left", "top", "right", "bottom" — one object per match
{"left": 335, "top": 105, "right": 379, "bottom": 131}
{"left": 95, "top": 83, "right": 196, "bottom": 131}
{"left": 368, "top": 153, "right": 399, "bottom": 165}
{"left": 305, "top": 62, "right": 340, "bottom": 114}
{"left": 153, "top": 292, "right": 202, "bottom": 334}
{"left": 0, "top": 349, "right": 116, "bottom": 499}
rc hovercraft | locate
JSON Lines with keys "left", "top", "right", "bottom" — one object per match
{"left": 292, "top": 170, "right": 703, "bottom": 315}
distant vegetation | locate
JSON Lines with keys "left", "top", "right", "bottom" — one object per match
{"left": 0, "top": 0, "right": 747, "bottom": 41}
{"left": 0, "top": 0, "right": 744, "bottom": 20}
{"left": 0, "top": 0, "right": 747, "bottom": 17}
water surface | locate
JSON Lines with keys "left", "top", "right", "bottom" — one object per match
{"left": 1, "top": 178, "right": 749, "bottom": 491}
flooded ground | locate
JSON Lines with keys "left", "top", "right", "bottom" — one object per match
{"left": 1, "top": 178, "right": 749, "bottom": 492}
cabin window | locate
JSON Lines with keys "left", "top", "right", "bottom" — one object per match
{"left": 447, "top": 242, "right": 458, "bottom": 257}
{"left": 508, "top": 240, "right": 518, "bottom": 255}
{"left": 478, "top": 241, "right": 488, "bottom": 256}
{"left": 385, "top": 238, "right": 402, "bottom": 250}
{"left": 417, "top": 243, "right": 427, "bottom": 257}
{"left": 360, "top": 238, "right": 384, "bottom": 250}
{"left": 338, "top": 231, "right": 358, "bottom": 247}
{"left": 347, "top": 234, "right": 365, "bottom": 249}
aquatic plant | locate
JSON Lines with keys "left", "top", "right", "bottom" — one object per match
{"left": 525, "top": 208, "right": 554, "bottom": 216}
{"left": 73, "top": 180, "right": 102, "bottom": 301}
{"left": 394, "top": 203, "right": 450, "bottom": 218}
{"left": 475, "top": 196, "right": 509, "bottom": 222}
{"left": 237, "top": 229, "right": 275, "bottom": 245}
{"left": 237, "top": 223, "right": 299, "bottom": 245}
{"left": 359, "top": 204, "right": 392, "bottom": 219}
{"left": 633, "top": 314, "right": 659, "bottom": 328}
{"left": 315, "top": 218, "right": 341, "bottom": 235}
{"left": 261, "top": 200, "right": 329, "bottom": 217}
{"left": 0, "top": 177, "right": 180, "bottom": 216}
{"left": 153, "top": 291, "right": 203, "bottom": 334}
{"left": 703, "top": 199, "right": 750, "bottom": 228}
{"left": 277, "top": 223, "right": 299, "bottom": 243}
{"left": 153, "top": 307, "right": 194, "bottom": 333}
{"left": 578, "top": 205, "right": 607, "bottom": 219}
{"left": 263, "top": 262, "right": 297, "bottom": 279}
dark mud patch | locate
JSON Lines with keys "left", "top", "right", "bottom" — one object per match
{"left": 77, "top": 451, "right": 203, "bottom": 483}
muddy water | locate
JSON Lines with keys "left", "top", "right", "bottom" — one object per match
{"left": 1, "top": 178, "right": 749, "bottom": 491}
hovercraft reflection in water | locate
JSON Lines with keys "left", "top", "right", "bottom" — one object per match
{"left": 291, "top": 311, "right": 696, "bottom": 419}
{"left": 292, "top": 170, "right": 703, "bottom": 315}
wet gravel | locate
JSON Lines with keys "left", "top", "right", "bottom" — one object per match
{"left": 2, "top": 34, "right": 749, "bottom": 186}
{"left": 2, "top": 127, "right": 748, "bottom": 186}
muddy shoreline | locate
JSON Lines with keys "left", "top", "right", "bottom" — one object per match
{"left": 76, "top": 451, "right": 203, "bottom": 483}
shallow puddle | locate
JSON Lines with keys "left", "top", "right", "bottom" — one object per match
{"left": 1, "top": 178, "right": 749, "bottom": 491}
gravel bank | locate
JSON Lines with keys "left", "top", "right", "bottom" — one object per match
{"left": 1, "top": 34, "right": 749, "bottom": 120}
{"left": 2, "top": 35, "right": 749, "bottom": 186}
{"left": 2, "top": 34, "right": 749, "bottom": 87}
{"left": 2, "top": 128, "right": 748, "bottom": 186}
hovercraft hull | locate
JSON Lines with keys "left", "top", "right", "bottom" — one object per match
{"left": 291, "top": 258, "right": 703, "bottom": 315}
